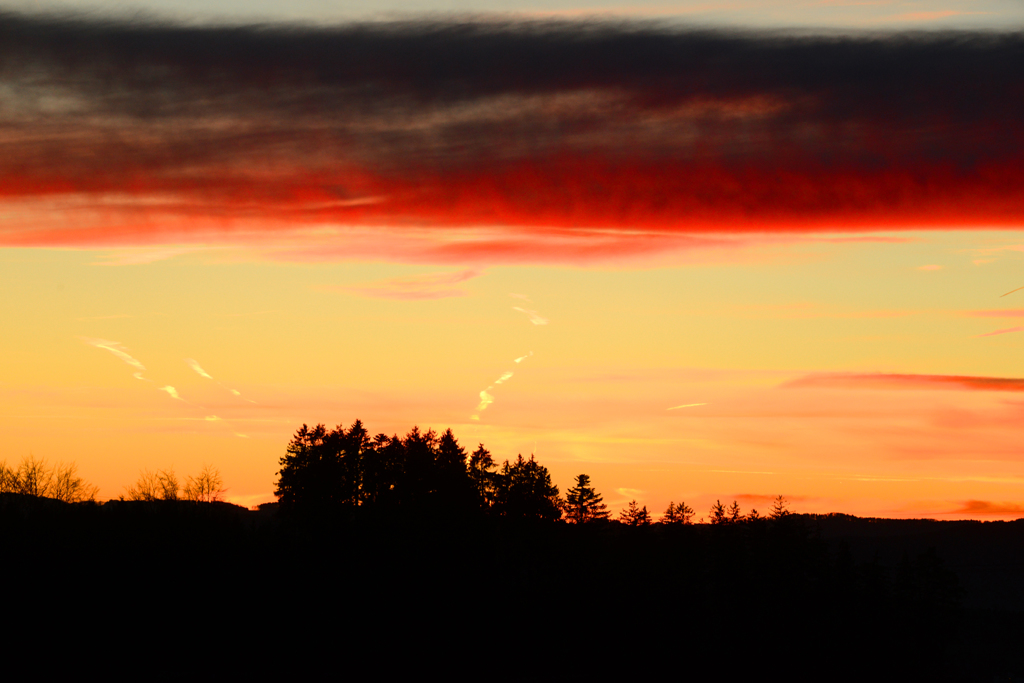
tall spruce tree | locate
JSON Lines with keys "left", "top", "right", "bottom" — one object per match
{"left": 563, "top": 473, "right": 609, "bottom": 524}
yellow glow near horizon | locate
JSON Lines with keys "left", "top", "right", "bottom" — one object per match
{"left": 2, "top": 229, "right": 1023, "bottom": 519}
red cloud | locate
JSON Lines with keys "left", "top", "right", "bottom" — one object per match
{"left": 783, "top": 373, "right": 1024, "bottom": 392}
{"left": 953, "top": 500, "right": 1024, "bottom": 516}
{"left": 2, "top": 18, "right": 1024, "bottom": 264}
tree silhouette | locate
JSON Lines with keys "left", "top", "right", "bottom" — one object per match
{"left": 564, "top": 474, "right": 609, "bottom": 524}
{"left": 125, "top": 468, "right": 181, "bottom": 501}
{"left": 0, "top": 456, "right": 97, "bottom": 502}
{"left": 183, "top": 465, "right": 226, "bottom": 503}
{"left": 49, "top": 461, "right": 99, "bottom": 503}
{"left": 728, "top": 500, "right": 742, "bottom": 523}
{"left": 469, "top": 444, "right": 497, "bottom": 508}
{"left": 663, "top": 501, "right": 694, "bottom": 524}
{"left": 619, "top": 500, "right": 651, "bottom": 526}
{"left": 769, "top": 495, "right": 790, "bottom": 519}
{"left": 709, "top": 499, "right": 728, "bottom": 524}
{"left": 275, "top": 423, "right": 347, "bottom": 514}
{"left": 493, "top": 454, "right": 562, "bottom": 521}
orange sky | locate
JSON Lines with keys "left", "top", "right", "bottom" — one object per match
{"left": 2, "top": 12, "right": 1024, "bottom": 519}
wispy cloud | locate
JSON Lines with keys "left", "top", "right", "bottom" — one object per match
{"left": 184, "top": 358, "right": 214, "bottom": 379}
{"left": 80, "top": 337, "right": 147, "bottom": 375}
{"left": 323, "top": 269, "right": 480, "bottom": 300}
{"left": 883, "top": 11, "right": 989, "bottom": 23}
{"left": 963, "top": 309, "right": 1024, "bottom": 318}
{"left": 977, "top": 326, "right": 1024, "bottom": 338}
{"left": 784, "top": 372, "right": 1024, "bottom": 392}
{"left": 513, "top": 307, "right": 549, "bottom": 325}
{"left": 91, "top": 246, "right": 206, "bottom": 266}
{"left": 471, "top": 352, "right": 532, "bottom": 420}
{"left": 159, "top": 385, "right": 183, "bottom": 401}
{"left": 475, "top": 390, "right": 495, "bottom": 412}
{"left": 916, "top": 264, "right": 942, "bottom": 271}
{"left": 952, "top": 500, "right": 1024, "bottom": 516}
{"left": 668, "top": 403, "right": 707, "bottom": 410}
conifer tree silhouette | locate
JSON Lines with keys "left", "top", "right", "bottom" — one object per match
{"left": 564, "top": 474, "right": 609, "bottom": 524}
{"left": 619, "top": 500, "right": 651, "bottom": 526}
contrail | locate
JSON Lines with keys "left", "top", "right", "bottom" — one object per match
{"left": 667, "top": 403, "right": 708, "bottom": 410}
{"left": 185, "top": 357, "right": 253, "bottom": 401}
{"left": 1000, "top": 285, "right": 1024, "bottom": 297}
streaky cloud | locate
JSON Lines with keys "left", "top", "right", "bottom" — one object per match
{"left": 3, "top": 16, "right": 1024, "bottom": 265}
{"left": 185, "top": 358, "right": 214, "bottom": 379}
{"left": 80, "top": 337, "right": 146, "bottom": 373}
{"left": 963, "top": 309, "right": 1024, "bottom": 317}
{"left": 977, "top": 326, "right": 1024, "bottom": 337}
{"left": 325, "top": 269, "right": 480, "bottom": 300}
{"left": 513, "top": 306, "right": 549, "bottom": 325}
{"left": 953, "top": 500, "right": 1024, "bottom": 516}
{"left": 667, "top": 403, "right": 707, "bottom": 409}
{"left": 784, "top": 372, "right": 1024, "bottom": 392}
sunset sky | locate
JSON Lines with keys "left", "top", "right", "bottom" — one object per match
{"left": 2, "top": 1, "right": 1024, "bottom": 519}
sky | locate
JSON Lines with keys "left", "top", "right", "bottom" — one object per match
{"left": 2, "top": 1, "right": 1024, "bottom": 519}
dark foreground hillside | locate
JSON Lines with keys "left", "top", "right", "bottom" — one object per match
{"left": 3, "top": 493, "right": 1022, "bottom": 681}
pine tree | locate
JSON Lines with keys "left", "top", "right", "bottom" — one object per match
{"left": 493, "top": 454, "right": 561, "bottom": 521}
{"left": 663, "top": 501, "right": 694, "bottom": 525}
{"left": 563, "top": 474, "right": 609, "bottom": 524}
{"left": 619, "top": 500, "right": 651, "bottom": 526}
{"left": 728, "top": 500, "right": 743, "bottom": 523}
{"left": 769, "top": 495, "right": 790, "bottom": 519}
{"left": 709, "top": 499, "right": 728, "bottom": 525}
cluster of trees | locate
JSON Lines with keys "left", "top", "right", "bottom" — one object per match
{"left": 0, "top": 456, "right": 98, "bottom": 503}
{"left": 123, "top": 464, "right": 225, "bottom": 503}
{"left": 275, "top": 420, "right": 562, "bottom": 521}
{"left": 276, "top": 420, "right": 794, "bottom": 529}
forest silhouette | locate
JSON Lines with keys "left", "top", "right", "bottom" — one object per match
{"left": 3, "top": 419, "right": 1024, "bottom": 680}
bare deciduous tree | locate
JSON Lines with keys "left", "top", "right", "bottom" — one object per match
{"left": 49, "top": 461, "right": 99, "bottom": 503}
{"left": 0, "top": 456, "right": 97, "bottom": 502}
{"left": 184, "top": 464, "right": 225, "bottom": 503}
{"left": 125, "top": 468, "right": 181, "bottom": 501}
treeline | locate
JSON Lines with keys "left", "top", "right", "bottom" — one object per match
{"left": 274, "top": 419, "right": 795, "bottom": 529}
{"left": 0, "top": 455, "right": 225, "bottom": 504}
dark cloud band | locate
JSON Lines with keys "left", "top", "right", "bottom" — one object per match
{"left": 2, "top": 13, "right": 1024, "bottom": 254}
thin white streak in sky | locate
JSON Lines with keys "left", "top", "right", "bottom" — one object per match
{"left": 81, "top": 337, "right": 146, "bottom": 373}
